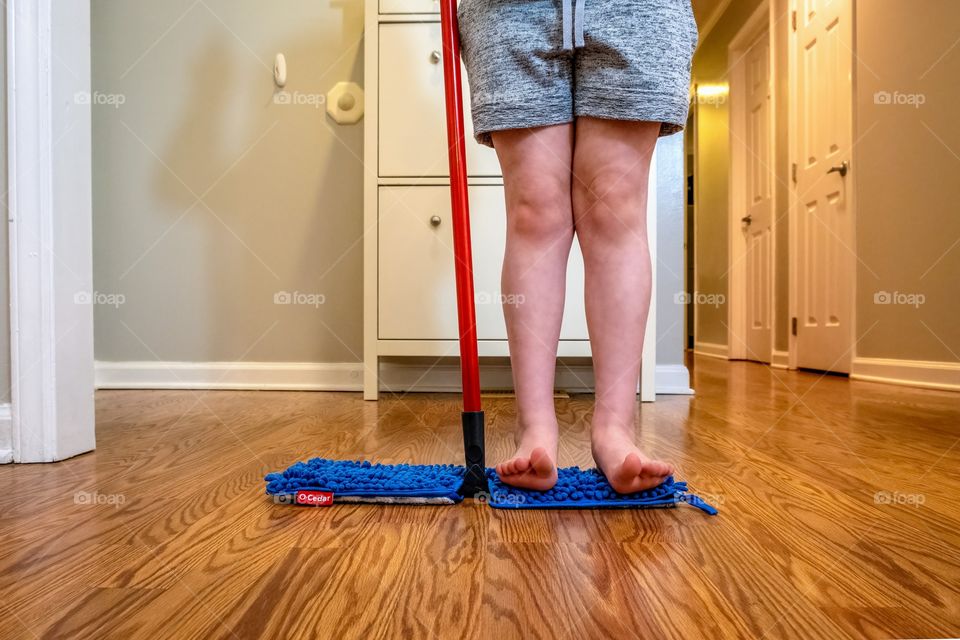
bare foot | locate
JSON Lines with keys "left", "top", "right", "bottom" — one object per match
{"left": 495, "top": 429, "right": 558, "bottom": 491}
{"left": 591, "top": 426, "right": 673, "bottom": 494}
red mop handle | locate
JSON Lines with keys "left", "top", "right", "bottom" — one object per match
{"left": 439, "top": 0, "right": 482, "bottom": 414}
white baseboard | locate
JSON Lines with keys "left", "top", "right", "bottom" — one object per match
{"left": 771, "top": 350, "right": 790, "bottom": 370}
{"left": 694, "top": 342, "right": 728, "bottom": 360}
{"left": 95, "top": 361, "right": 364, "bottom": 391}
{"left": 654, "top": 364, "right": 694, "bottom": 395}
{"left": 379, "top": 362, "right": 597, "bottom": 394}
{"left": 95, "top": 361, "right": 694, "bottom": 396}
{"left": 850, "top": 357, "right": 960, "bottom": 392}
{"left": 0, "top": 403, "right": 12, "bottom": 464}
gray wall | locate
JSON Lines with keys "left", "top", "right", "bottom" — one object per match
{"left": 853, "top": 0, "right": 960, "bottom": 362}
{"left": 92, "top": 1, "right": 365, "bottom": 363}
{"left": 656, "top": 133, "right": 687, "bottom": 367}
{"left": 92, "top": 1, "right": 687, "bottom": 372}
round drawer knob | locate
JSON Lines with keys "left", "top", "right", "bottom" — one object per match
{"left": 430, "top": 215, "right": 442, "bottom": 226}
{"left": 429, "top": 50, "right": 441, "bottom": 64}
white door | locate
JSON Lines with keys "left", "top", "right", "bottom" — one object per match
{"left": 793, "top": 0, "right": 855, "bottom": 372}
{"left": 742, "top": 28, "right": 773, "bottom": 363}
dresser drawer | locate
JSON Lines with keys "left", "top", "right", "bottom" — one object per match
{"left": 379, "top": 186, "right": 588, "bottom": 341}
{"left": 379, "top": 23, "right": 501, "bottom": 177}
{"left": 380, "top": 0, "right": 439, "bottom": 13}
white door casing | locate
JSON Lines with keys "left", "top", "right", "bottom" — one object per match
{"left": 791, "top": 0, "right": 855, "bottom": 373}
{"left": 6, "top": 0, "right": 96, "bottom": 462}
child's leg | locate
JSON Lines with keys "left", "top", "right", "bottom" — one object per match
{"left": 490, "top": 123, "right": 574, "bottom": 491}
{"left": 571, "top": 116, "right": 675, "bottom": 493}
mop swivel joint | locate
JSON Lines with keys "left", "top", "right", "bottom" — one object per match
{"left": 459, "top": 411, "right": 489, "bottom": 498}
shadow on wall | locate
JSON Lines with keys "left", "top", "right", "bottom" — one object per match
{"left": 93, "top": 1, "right": 366, "bottom": 365}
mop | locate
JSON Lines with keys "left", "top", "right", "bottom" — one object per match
{"left": 264, "top": 0, "right": 717, "bottom": 516}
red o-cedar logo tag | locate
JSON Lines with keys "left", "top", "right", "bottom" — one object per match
{"left": 295, "top": 490, "right": 334, "bottom": 506}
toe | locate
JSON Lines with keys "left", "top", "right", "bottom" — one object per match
{"left": 619, "top": 452, "right": 645, "bottom": 479}
{"left": 641, "top": 459, "right": 673, "bottom": 478}
{"left": 529, "top": 447, "right": 555, "bottom": 477}
{"left": 497, "top": 456, "right": 531, "bottom": 478}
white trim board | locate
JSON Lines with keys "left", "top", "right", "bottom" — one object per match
{"left": 694, "top": 342, "right": 729, "bottom": 360}
{"left": 0, "top": 404, "right": 13, "bottom": 464}
{"left": 770, "top": 349, "right": 790, "bottom": 370}
{"left": 96, "top": 361, "right": 695, "bottom": 397}
{"left": 6, "top": 0, "right": 96, "bottom": 462}
{"left": 850, "top": 357, "right": 960, "bottom": 393}
{"left": 654, "top": 364, "right": 695, "bottom": 395}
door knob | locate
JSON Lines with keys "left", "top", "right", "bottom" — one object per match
{"left": 827, "top": 160, "right": 849, "bottom": 177}
{"left": 429, "top": 50, "right": 441, "bottom": 64}
{"left": 430, "top": 215, "right": 442, "bottom": 226}
{"left": 741, "top": 214, "right": 752, "bottom": 226}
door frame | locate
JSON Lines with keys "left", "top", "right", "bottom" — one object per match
{"left": 5, "top": 0, "right": 96, "bottom": 462}
{"left": 727, "top": 0, "right": 775, "bottom": 362}
{"left": 786, "top": 0, "right": 858, "bottom": 371}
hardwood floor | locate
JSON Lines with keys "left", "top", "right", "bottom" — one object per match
{"left": 1, "top": 356, "right": 958, "bottom": 639}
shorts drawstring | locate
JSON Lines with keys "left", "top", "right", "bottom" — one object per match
{"left": 561, "top": 0, "right": 586, "bottom": 50}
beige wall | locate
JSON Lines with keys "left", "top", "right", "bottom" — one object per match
{"left": 690, "top": 0, "right": 764, "bottom": 348}
{"left": 771, "top": 0, "right": 789, "bottom": 353}
{"left": 92, "top": 1, "right": 365, "bottom": 363}
{"left": 853, "top": 0, "right": 960, "bottom": 362}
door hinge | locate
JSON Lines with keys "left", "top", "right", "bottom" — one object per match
{"left": 791, "top": 317, "right": 798, "bottom": 336}
{"left": 791, "top": 162, "right": 798, "bottom": 184}
{"left": 791, "top": 10, "right": 797, "bottom": 31}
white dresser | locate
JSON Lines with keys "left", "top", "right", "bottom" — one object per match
{"left": 362, "top": 0, "right": 657, "bottom": 400}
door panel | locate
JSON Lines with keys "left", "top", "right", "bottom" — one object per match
{"left": 742, "top": 28, "right": 773, "bottom": 363}
{"left": 794, "top": 0, "right": 854, "bottom": 372}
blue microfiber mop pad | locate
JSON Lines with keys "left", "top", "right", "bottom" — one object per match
{"left": 265, "top": 458, "right": 717, "bottom": 514}
{"left": 264, "top": 458, "right": 465, "bottom": 504}
{"left": 485, "top": 467, "right": 718, "bottom": 514}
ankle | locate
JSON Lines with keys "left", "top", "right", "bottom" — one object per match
{"left": 591, "top": 422, "right": 636, "bottom": 444}
{"left": 514, "top": 424, "right": 558, "bottom": 452}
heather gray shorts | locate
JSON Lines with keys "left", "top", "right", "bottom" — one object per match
{"left": 457, "top": 0, "right": 698, "bottom": 147}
